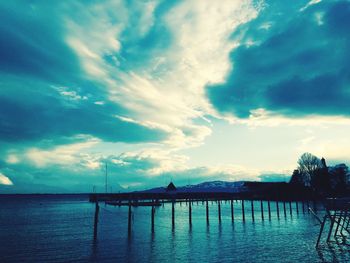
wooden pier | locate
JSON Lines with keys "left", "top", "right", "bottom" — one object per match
{"left": 89, "top": 191, "right": 319, "bottom": 241}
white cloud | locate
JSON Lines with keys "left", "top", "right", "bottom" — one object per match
{"left": 6, "top": 154, "right": 19, "bottom": 164}
{"left": 230, "top": 108, "right": 350, "bottom": 128}
{"left": 26, "top": 137, "right": 100, "bottom": 167}
{"left": 300, "top": 0, "right": 322, "bottom": 12}
{"left": 0, "top": 173, "right": 13, "bottom": 185}
{"left": 64, "top": 0, "right": 260, "bottom": 151}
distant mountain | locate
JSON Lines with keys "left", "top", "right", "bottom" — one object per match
{"left": 139, "top": 180, "right": 248, "bottom": 194}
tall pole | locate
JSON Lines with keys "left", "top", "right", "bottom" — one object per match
{"left": 105, "top": 162, "right": 108, "bottom": 194}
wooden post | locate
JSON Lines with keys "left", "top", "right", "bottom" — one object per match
{"left": 251, "top": 200, "right": 255, "bottom": 221}
{"left": 302, "top": 201, "right": 305, "bottom": 213}
{"left": 231, "top": 199, "right": 234, "bottom": 222}
{"left": 172, "top": 200, "right": 175, "bottom": 230}
{"left": 306, "top": 201, "right": 310, "bottom": 213}
{"left": 242, "top": 200, "right": 245, "bottom": 222}
{"left": 151, "top": 205, "right": 155, "bottom": 233}
{"left": 189, "top": 199, "right": 192, "bottom": 226}
{"left": 340, "top": 211, "right": 348, "bottom": 236}
{"left": 93, "top": 202, "right": 99, "bottom": 240}
{"left": 128, "top": 202, "right": 132, "bottom": 235}
{"left": 334, "top": 211, "right": 343, "bottom": 237}
{"left": 260, "top": 200, "right": 264, "bottom": 220}
{"left": 276, "top": 201, "right": 280, "bottom": 219}
{"left": 296, "top": 201, "right": 299, "bottom": 214}
{"left": 218, "top": 200, "right": 221, "bottom": 223}
{"left": 206, "top": 200, "right": 209, "bottom": 225}
{"left": 316, "top": 216, "right": 327, "bottom": 248}
{"left": 289, "top": 201, "right": 292, "bottom": 216}
{"left": 283, "top": 202, "right": 287, "bottom": 217}
{"left": 327, "top": 210, "right": 336, "bottom": 242}
{"left": 268, "top": 200, "right": 271, "bottom": 220}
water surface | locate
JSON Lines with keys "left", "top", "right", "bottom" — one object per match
{"left": 0, "top": 195, "right": 349, "bottom": 262}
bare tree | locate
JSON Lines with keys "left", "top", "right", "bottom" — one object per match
{"left": 297, "top": 152, "right": 322, "bottom": 186}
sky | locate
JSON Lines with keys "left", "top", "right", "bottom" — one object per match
{"left": 1, "top": 0, "right": 350, "bottom": 193}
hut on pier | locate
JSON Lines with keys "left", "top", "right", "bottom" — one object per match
{"left": 166, "top": 182, "right": 177, "bottom": 192}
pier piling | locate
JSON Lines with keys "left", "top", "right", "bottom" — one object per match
{"left": 189, "top": 200, "right": 192, "bottom": 226}
{"left": 276, "top": 201, "right": 280, "bottom": 219}
{"left": 151, "top": 205, "right": 155, "bottom": 233}
{"left": 206, "top": 200, "right": 209, "bottom": 225}
{"left": 231, "top": 200, "right": 234, "bottom": 222}
{"left": 93, "top": 202, "right": 99, "bottom": 240}
{"left": 128, "top": 203, "right": 132, "bottom": 235}
{"left": 172, "top": 200, "right": 175, "bottom": 230}
{"left": 242, "top": 200, "right": 245, "bottom": 222}
{"left": 296, "top": 201, "right": 299, "bottom": 214}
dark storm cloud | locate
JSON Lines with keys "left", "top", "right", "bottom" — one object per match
{"left": 0, "top": 2, "right": 168, "bottom": 146}
{"left": 0, "top": 2, "right": 81, "bottom": 83}
{"left": 207, "top": 0, "right": 350, "bottom": 118}
{"left": 0, "top": 78, "right": 167, "bottom": 145}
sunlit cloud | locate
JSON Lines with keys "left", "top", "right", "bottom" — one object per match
{"left": 0, "top": 173, "right": 13, "bottom": 185}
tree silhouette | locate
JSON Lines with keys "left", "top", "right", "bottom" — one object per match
{"left": 289, "top": 169, "right": 303, "bottom": 185}
{"left": 297, "top": 152, "right": 322, "bottom": 187}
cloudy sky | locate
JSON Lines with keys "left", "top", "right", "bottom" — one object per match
{"left": 1, "top": 0, "right": 350, "bottom": 193}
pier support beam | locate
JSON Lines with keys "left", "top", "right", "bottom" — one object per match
{"left": 151, "top": 206, "right": 155, "bottom": 233}
{"left": 316, "top": 216, "right": 327, "bottom": 248}
{"left": 289, "top": 201, "right": 292, "bottom": 216}
{"left": 93, "top": 202, "right": 99, "bottom": 240}
{"left": 276, "top": 201, "right": 280, "bottom": 219}
{"left": 172, "top": 200, "right": 175, "bottom": 230}
{"left": 189, "top": 200, "right": 192, "bottom": 226}
{"left": 128, "top": 203, "right": 132, "bottom": 235}
{"left": 283, "top": 202, "right": 287, "bottom": 217}
{"left": 260, "top": 200, "right": 264, "bottom": 220}
{"left": 251, "top": 200, "right": 255, "bottom": 221}
{"left": 218, "top": 200, "right": 221, "bottom": 223}
{"left": 268, "top": 201, "right": 271, "bottom": 220}
{"left": 327, "top": 211, "right": 336, "bottom": 242}
{"left": 242, "top": 200, "right": 245, "bottom": 222}
{"left": 206, "top": 200, "right": 209, "bottom": 225}
{"left": 296, "top": 201, "right": 299, "bottom": 214}
{"left": 231, "top": 200, "right": 234, "bottom": 222}
{"left": 334, "top": 211, "right": 344, "bottom": 237}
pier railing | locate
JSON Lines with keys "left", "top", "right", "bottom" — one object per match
{"left": 315, "top": 197, "right": 350, "bottom": 248}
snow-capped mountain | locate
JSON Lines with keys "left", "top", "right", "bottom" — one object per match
{"left": 140, "top": 180, "right": 248, "bottom": 193}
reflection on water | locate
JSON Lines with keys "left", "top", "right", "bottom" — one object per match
{"left": 0, "top": 195, "right": 349, "bottom": 262}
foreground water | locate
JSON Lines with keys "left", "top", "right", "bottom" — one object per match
{"left": 0, "top": 195, "right": 349, "bottom": 262}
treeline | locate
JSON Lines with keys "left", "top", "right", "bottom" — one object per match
{"left": 290, "top": 152, "right": 350, "bottom": 197}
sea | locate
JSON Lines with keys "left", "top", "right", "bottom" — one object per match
{"left": 0, "top": 194, "right": 349, "bottom": 263}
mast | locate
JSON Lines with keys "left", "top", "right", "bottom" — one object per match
{"left": 105, "top": 161, "right": 108, "bottom": 194}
